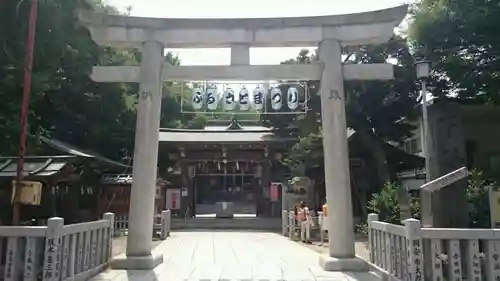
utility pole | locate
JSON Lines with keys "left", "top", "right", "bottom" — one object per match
{"left": 12, "top": 0, "right": 38, "bottom": 225}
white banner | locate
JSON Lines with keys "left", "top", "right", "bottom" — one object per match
{"left": 223, "top": 88, "right": 236, "bottom": 111}
{"left": 238, "top": 87, "right": 250, "bottom": 111}
{"left": 287, "top": 87, "right": 299, "bottom": 110}
{"left": 206, "top": 88, "right": 218, "bottom": 110}
{"left": 192, "top": 88, "right": 203, "bottom": 110}
{"left": 253, "top": 86, "right": 265, "bottom": 110}
{"left": 271, "top": 87, "right": 283, "bottom": 110}
{"left": 185, "top": 84, "right": 305, "bottom": 112}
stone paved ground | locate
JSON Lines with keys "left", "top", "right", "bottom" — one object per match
{"left": 111, "top": 236, "right": 162, "bottom": 257}
{"left": 302, "top": 235, "right": 370, "bottom": 261}
{"left": 93, "top": 231, "right": 380, "bottom": 281}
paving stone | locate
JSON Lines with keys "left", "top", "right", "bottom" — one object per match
{"left": 90, "top": 231, "right": 381, "bottom": 281}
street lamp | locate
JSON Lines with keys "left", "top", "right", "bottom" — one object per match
{"left": 415, "top": 60, "right": 432, "bottom": 181}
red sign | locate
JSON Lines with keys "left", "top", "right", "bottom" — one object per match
{"left": 270, "top": 183, "right": 280, "bottom": 202}
{"left": 171, "top": 192, "right": 178, "bottom": 209}
{"left": 166, "top": 189, "right": 181, "bottom": 210}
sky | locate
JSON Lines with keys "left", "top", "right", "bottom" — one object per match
{"left": 103, "top": 0, "right": 411, "bottom": 66}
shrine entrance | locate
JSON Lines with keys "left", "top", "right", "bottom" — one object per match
{"left": 159, "top": 120, "right": 294, "bottom": 218}
{"left": 194, "top": 164, "right": 256, "bottom": 215}
{"left": 79, "top": 5, "right": 407, "bottom": 272}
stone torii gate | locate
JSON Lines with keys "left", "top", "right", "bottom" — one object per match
{"left": 78, "top": 6, "right": 407, "bottom": 271}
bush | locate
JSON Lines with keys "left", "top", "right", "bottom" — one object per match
{"left": 366, "top": 182, "right": 420, "bottom": 225}
{"left": 367, "top": 170, "right": 497, "bottom": 228}
{"left": 467, "top": 170, "right": 495, "bottom": 228}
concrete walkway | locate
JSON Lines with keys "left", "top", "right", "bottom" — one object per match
{"left": 91, "top": 231, "right": 381, "bottom": 281}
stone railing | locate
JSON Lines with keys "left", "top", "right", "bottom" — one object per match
{"left": 368, "top": 213, "right": 500, "bottom": 281}
{"left": 113, "top": 210, "right": 171, "bottom": 240}
{"left": 0, "top": 213, "right": 114, "bottom": 281}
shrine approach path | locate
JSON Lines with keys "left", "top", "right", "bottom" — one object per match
{"left": 89, "top": 231, "right": 381, "bottom": 281}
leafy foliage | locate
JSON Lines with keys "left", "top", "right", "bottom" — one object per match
{"left": 467, "top": 170, "right": 495, "bottom": 228}
{"left": 409, "top": 0, "right": 500, "bottom": 103}
{"left": 0, "top": 0, "right": 197, "bottom": 162}
{"left": 368, "top": 171, "right": 495, "bottom": 228}
{"left": 263, "top": 37, "right": 420, "bottom": 183}
{"left": 367, "top": 182, "right": 420, "bottom": 225}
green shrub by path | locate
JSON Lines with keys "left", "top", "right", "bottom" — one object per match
{"left": 365, "top": 182, "right": 420, "bottom": 226}
{"left": 362, "top": 170, "right": 497, "bottom": 229}
{"left": 467, "top": 170, "right": 496, "bottom": 228}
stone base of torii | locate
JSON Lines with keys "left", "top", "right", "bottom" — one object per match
{"left": 78, "top": 5, "right": 407, "bottom": 272}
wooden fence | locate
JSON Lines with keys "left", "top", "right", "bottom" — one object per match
{"left": 0, "top": 213, "right": 114, "bottom": 281}
{"left": 368, "top": 213, "right": 500, "bottom": 281}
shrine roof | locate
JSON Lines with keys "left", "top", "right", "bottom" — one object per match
{"left": 159, "top": 128, "right": 291, "bottom": 143}
{"left": 0, "top": 136, "right": 129, "bottom": 177}
{"left": 39, "top": 136, "right": 128, "bottom": 168}
{"left": 160, "top": 120, "right": 292, "bottom": 143}
{"left": 0, "top": 156, "right": 75, "bottom": 177}
{"left": 100, "top": 174, "right": 169, "bottom": 186}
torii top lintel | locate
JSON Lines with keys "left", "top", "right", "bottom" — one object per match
{"left": 77, "top": 5, "right": 407, "bottom": 48}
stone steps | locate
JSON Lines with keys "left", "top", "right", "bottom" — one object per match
{"left": 171, "top": 217, "right": 281, "bottom": 231}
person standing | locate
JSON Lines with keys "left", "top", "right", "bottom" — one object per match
{"left": 322, "top": 198, "right": 328, "bottom": 217}
{"left": 297, "top": 201, "right": 312, "bottom": 244}
{"left": 320, "top": 198, "right": 329, "bottom": 244}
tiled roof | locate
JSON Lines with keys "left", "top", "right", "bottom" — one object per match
{"left": 159, "top": 127, "right": 356, "bottom": 143}
{"left": 40, "top": 136, "right": 128, "bottom": 167}
{"left": 100, "top": 174, "right": 169, "bottom": 185}
{"left": 159, "top": 129, "right": 291, "bottom": 143}
{"left": 0, "top": 156, "right": 73, "bottom": 177}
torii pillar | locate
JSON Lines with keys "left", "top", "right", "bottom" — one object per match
{"left": 122, "top": 40, "right": 165, "bottom": 269}
{"left": 317, "top": 39, "right": 366, "bottom": 271}
{"left": 78, "top": 5, "right": 407, "bottom": 271}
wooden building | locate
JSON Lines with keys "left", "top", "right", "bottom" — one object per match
{"left": 159, "top": 120, "right": 295, "bottom": 218}
{"left": 0, "top": 136, "right": 128, "bottom": 225}
{"left": 97, "top": 174, "right": 169, "bottom": 217}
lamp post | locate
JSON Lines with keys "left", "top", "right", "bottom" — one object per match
{"left": 415, "top": 60, "right": 432, "bottom": 181}
{"left": 416, "top": 60, "right": 435, "bottom": 230}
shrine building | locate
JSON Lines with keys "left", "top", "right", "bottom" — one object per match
{"left": 159, "top": 119, "right": 295, "bottom": 218}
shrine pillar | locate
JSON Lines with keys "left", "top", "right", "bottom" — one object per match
{"left": 318, "top": 39, "right": 367, "bottom": 271}
{"left": 116, "top": 41, "right": 165, "bottom": 269}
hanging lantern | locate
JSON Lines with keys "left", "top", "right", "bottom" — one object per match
{"left": 271, "top": 87, "right": 282, "bottom": 110}
{"left": 192, "top": 88, "right": 204, "bottom": 110}
{"left": 287, "top": 87, "right": 299, "bottom": 110}
{"left": 223, "top": 87, "right": 236, "bottom": 111}
{"left": 253, "top": 86, "right": 265, "bottom": 110}
{"left": 238, "top": 86, "right": 250, "bottom": 111}
{"left": 206, "top": 87, "right": 218, "bottom": 110}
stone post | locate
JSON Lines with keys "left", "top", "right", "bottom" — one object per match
{"left": 405, "top": 219, "right": 424, "bottom": 281}
{"left": 367, "top": 213, "right": 379, "bottom": 263}
{"left": 282, "top": 210, "right": 288, "bottom": 236}
{"left": 288, "top": 211, "right": 295, "bottom": 239}
{"left": 43, "top": 217, "right": 63, "bottom": 281}
{"left": 115, "top": 41, "right": 164, "bottom": 269}
{"left": 103, "top": 213, "right": 115, "bottom": 261}
{"left": 317, "top": 39, "right": 368, "bottom": 272}
{"left": 160, "top": 209, "right": 171, "bottom": 240}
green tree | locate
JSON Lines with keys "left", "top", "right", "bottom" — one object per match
{"left": 263, "top": 36, "right": 419, "bottom": 184}
{"left": 0, "top": 0, "right": 193, "bottom": 162}
{"left": 409, "top": 0, "right": 500, "bottom": 103}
